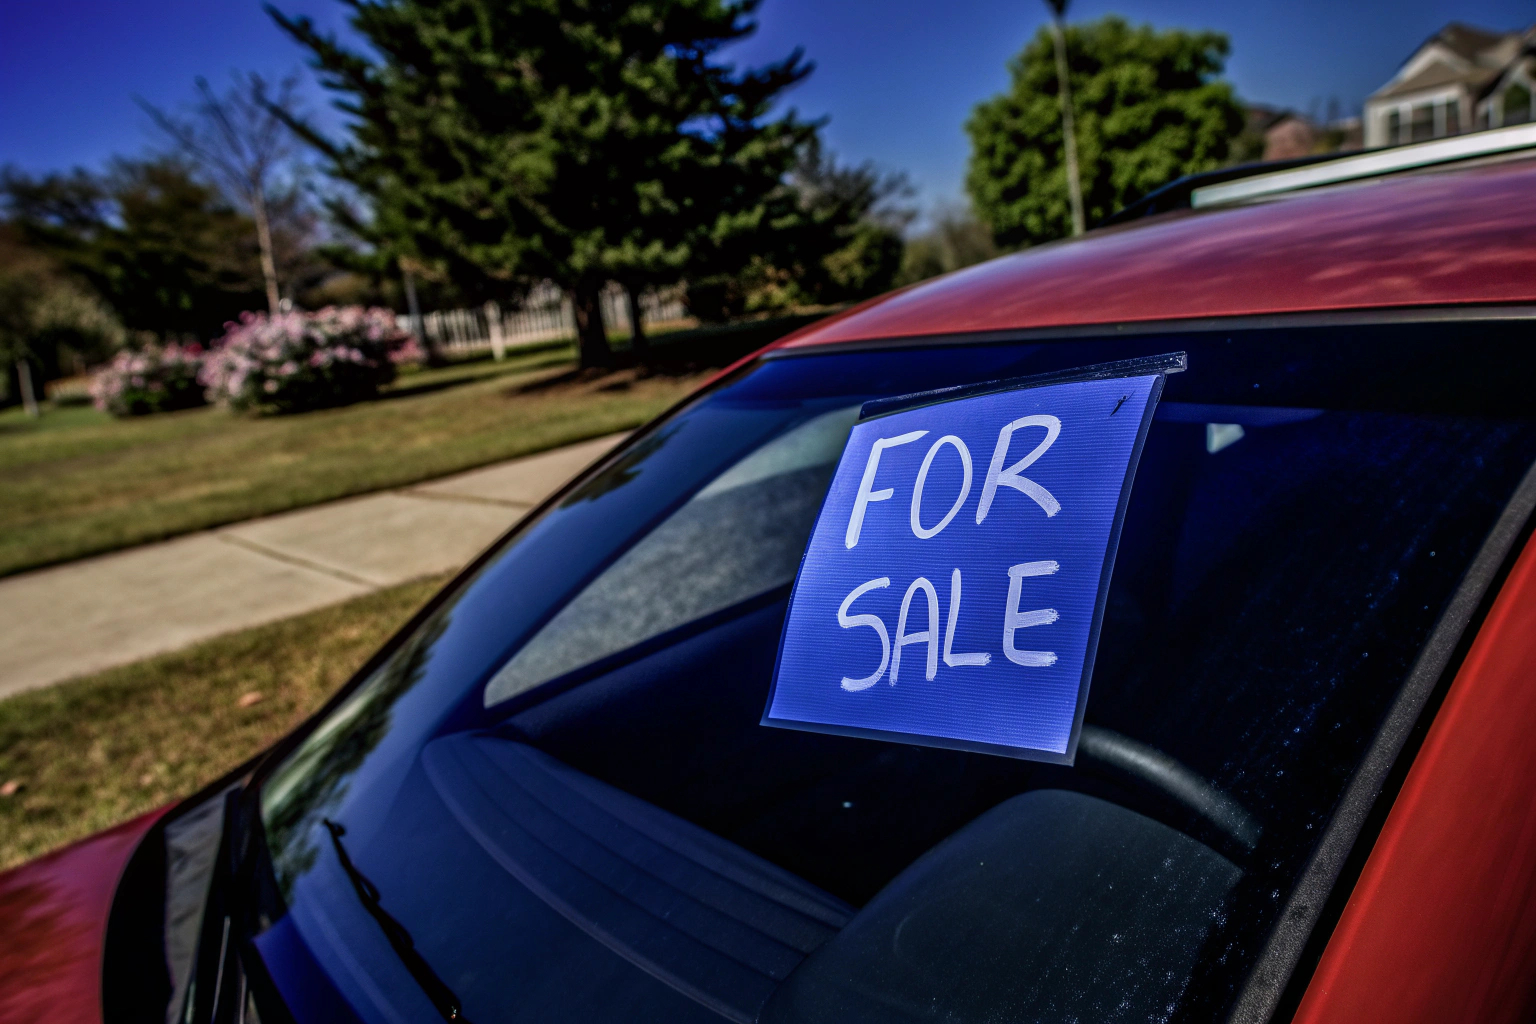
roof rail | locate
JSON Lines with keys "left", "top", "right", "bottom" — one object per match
{"left": 1101, "top": 121, "right": 1536, "bottom": 228}
{"left": 1099, "top": 153, "right": 1345, "bottom": 227}
{"left": 1191, "top": 121, "right": 1536, "bottom": 207}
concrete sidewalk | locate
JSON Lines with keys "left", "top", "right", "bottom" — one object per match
{"left": 0, "top": 433, "right": 626, "bottom": 700}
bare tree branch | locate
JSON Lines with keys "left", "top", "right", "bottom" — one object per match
{"left": 138, "top": 73, "right": 305, "bottom": 313}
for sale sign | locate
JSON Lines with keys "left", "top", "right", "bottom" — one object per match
{"left": 763, "top": 355, "right": 1181, "bottom": 762}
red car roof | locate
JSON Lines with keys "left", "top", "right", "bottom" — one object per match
{"left": 779, "top": 156, "right": 1536, "bottom": 350}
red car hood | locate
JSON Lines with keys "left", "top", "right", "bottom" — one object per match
{"left": 0, "top": 811, "right": 164, "bottom": 1024}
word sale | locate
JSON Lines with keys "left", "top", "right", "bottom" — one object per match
{"left": 835, "top": 564, "right": 1061, "bottom": 691}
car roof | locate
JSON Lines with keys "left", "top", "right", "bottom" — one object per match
{"left": 778, "top": 156, "right": 1536, "bottom": 351}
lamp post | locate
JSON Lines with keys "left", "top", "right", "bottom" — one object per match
{"left": 1044, "top": 0, "right": 1086, "bottom": 236}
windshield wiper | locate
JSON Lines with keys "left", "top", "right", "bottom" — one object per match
{"left": 323, "top": 819, "right": 473, "bottom": 1023}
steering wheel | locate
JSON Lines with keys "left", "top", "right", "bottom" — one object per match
{"left": 1076, "top": 725, "right": 1261, "bottom": 854}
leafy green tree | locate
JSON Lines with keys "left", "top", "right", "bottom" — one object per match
{"left": 2, "top": 158, "right": 266, "bottom": 340}
{"left": 897, "top": 204, "right": 999, "bottom": 286}
{"left": 270, "top": 0, "right": 815, "bottom": 368}
{"left": 0, "top": 227, "right": 122, "bottom": 412}
{"left": 967, "top": 16, "right": 1244, "bottom": 248}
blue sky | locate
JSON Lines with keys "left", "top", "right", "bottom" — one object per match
{"left": 2, "top": 0, "right": 1531, "bottom": 212}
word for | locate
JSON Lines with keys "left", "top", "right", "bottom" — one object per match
{"left": 845, "top": 415, "right": 1062, "bottom": 549}
{"left": 836, "top": 563, "right": 1060, "bottom": 692}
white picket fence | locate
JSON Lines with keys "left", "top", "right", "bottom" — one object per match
{"left": 402, "top": 281, "right": 689, "bottom": 359}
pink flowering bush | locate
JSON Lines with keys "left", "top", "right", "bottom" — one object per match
{"left": 200, "top": 307, "right": 421, "bottom": 414}
{"left": 89, "top": 342, "right": 207, "bottom": 417}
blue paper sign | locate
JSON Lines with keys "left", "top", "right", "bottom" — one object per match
{"left": 763, "top": 357, "right": 1179, "bottom": 762}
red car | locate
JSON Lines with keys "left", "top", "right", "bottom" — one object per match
{"left": 8, "top": 129, "right": 1536, "bottom": 1024}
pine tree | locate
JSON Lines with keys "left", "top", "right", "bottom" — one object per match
{"left": 270, "top": 0, "right": 815, "bottom": 368}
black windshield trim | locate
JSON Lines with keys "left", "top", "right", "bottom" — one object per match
{"left": 1226, "top": 456, "right": 1536, "bottom": 1023}
{"left": 238, "top": 325, "right": 1536, "bottom": 1024}
{"left": 760, "top": 304, "right": 1536, "bottom": 358}
{"left": 858, "top": 351, "right": 1186, "bottom": 420}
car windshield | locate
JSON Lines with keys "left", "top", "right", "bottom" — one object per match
{"left": 254, "top": 322, "right": 1536, "bottom": 1024}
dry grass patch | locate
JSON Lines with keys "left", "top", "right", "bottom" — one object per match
{"left": 0, "top": 574, "right": 448, "bottom": 870}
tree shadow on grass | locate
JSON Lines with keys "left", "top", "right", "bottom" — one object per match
{"left": 378, "top": 353, "right": 575, "bottom": 402}
{"left": 375, "top": 377, "right": 487, "bottom": 402}
{"left": 503, "top": 362, "right": 706, "bottom": 399}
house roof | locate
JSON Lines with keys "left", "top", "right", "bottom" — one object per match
{"left": 774, "top": 157, "right": 1536, "bottom": 350}
{"left": 1436, "top": 22, "right": 1513, "bottom": 64}
{"left": 1368, "top": 22, "right": 1530, "bottom": 103}
{"left": 1373, "top": 60, "right": 1498, "bottom": 101}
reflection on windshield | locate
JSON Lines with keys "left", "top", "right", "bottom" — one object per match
{"left": 484, "top": 406, "right": 861, "bottom": 706}
{"left": 261, "top": 610, "right": 450, "bottom": 897}
{"left": 256, "top": 391, "right": 829, "bottom": 905}
{"left": 560, "top": 425, "right": 676, "bottom": 507}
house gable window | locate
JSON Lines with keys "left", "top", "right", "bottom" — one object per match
{"left": 1409, "top": 102, "right": 1435, "bottom": 141}
{"left": 1504, "top": 82, "right": 1532, "bottom": 126}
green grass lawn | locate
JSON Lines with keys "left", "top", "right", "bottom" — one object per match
{"left": 0, "top": 574, "right": 448, "bottom": 870}
{"left": 0, "top": 346, "right": 707, "bottom": 578}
